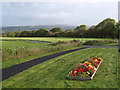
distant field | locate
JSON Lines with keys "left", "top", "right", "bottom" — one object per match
{"left": 2, "top": 48, "right": 118, "bottom": 88}
{"left": 2, "top": 37, "right": 118, "bottom": 43}
{"left": 2, "top": 40, "right": 51, "bottom": 49}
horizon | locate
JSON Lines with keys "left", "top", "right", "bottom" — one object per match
{"left": 1, "top": 24, "right": 77, "bottom": 27}
{"left": 1, "top": 17, "right": 118, "bottom": 27}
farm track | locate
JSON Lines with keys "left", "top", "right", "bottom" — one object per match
{"left": 1, "top": 47, "right": 89, "bottom": 81}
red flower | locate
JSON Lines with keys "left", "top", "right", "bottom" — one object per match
{"left": 72, "top": 74, "right": 77, "bottom": 76}
{"left": 77, "top": 68, "right": 84, "bottom": 73}
{"left": 94, "top": 65, "right": 97, "bottom": 67}
{"left": 86, "top": 67, "right": 92, "bottom": 70}
{"left": 67, "top": 57, "right": 103, "bottom": 77}
{"left": 77, "top": 69, "right": 81, "bottom": 72}
{"left": 95, "top": 61, "right": 100, "bottom": 64}
{"left": 73, "top": 69, "right": 77, "bottom": 71}
{"left": 71, "top": 71, "right": 74, "bottom": 74}
{"left": 92, "top": 58, "right": 97, "bottom": 60}
{"left": 89, "top": 62, "right": 93, "bottom": 64}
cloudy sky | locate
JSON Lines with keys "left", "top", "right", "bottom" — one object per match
{"left": 1, "top": 0, "right": 119, "bottom": 26}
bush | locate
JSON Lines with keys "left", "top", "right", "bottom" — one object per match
{"left": 2, "top": 40, "right": 83, "bottom": 61}
{"left": 83, "top": 40, "right": 101, "bottom": 45}
{"left": 83, "top": 40, "right": 118, "bottom": 45}
{"left": 52, "top": 40, "right": 83, "bottom": 46}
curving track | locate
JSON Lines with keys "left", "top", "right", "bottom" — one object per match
{"left": 1, "top": 47, "right": 89, "bottom": 81}
{"left": 1, "top": 40, "right": 118, "bottom": 81}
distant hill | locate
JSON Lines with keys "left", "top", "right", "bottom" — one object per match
{"left": 2, "top": 24, "right": 77, "bottom": 33}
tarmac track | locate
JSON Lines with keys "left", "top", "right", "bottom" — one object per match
{"left": 1, "top": 40, "right": 118, "bottom": 81}
{"left": 1, "top": 47, "right": 89, "bottom": 81}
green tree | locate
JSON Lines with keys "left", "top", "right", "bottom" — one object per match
{"left": 50, "top": 27, "right": 62, "bottom": 33}
{"left": 35, "top": 28, "right": 49, "bottom": 37}
{"left": 94, "top": 18, "right": 116, "bottom": 38}
{"left": 74, "top": 25, "right": 88, "bottom": 31}
{"left": 14, "top": 31, "right": 21, "bottom": 37}
{"left": 20, "top": 31, "right": 31, "bottom": 37}
{"left": 63, "top": 29, "right": 75, "bottom": 37}
{"left": 114, "top": 22, "right": 120, "bottom": 38}
{"left": 74, "top": 25, "right": 88, "bottom": 38}
{"left": 7, "top": 32, "right": 15, "bottom": 37}
{"left": 85, "top": 25, "right": 95, "bottom": 38}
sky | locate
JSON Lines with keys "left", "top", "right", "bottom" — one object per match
{"left": 1, "top": 0, "right": 119, "bottom": 26}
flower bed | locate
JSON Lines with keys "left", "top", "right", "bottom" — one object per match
{"left": 66, "top": 57, "right": 103, "bottom": 80}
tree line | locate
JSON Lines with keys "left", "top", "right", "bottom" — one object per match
{"left": 2, "top": 18, "right": 119, "bottom": 38}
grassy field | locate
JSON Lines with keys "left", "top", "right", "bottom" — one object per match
{"left": 2, "top": 48, "right": 118, "bottom": 88}
{"left": 102, "top": 43, "right": 118, "bottom": 46}
{"left": 2, "top": 40, "right": 52, "bottom": 49}
{"left": 2, "top": 40, "right": 83, "bottom": 68}
{"left": 2, "top": 37, "right": 118, "bottom": 43}
{"left": 1, "top": 37, "right": 118, "bottom": 69}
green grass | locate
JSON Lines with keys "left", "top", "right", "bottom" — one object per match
{"left": 2, "top": 40, "right": 51, "bottom": 49}
{"left": 2, "top": 48, "right": 118, "bottom": 88}
{"left": 102, "top": 43, "right": 118, "bottom": 46}
{"left": 2, "top": 40, "right": 83, "bottom": 68}
{"left": 2, "top": 37, "right": 117, "bottom": 43}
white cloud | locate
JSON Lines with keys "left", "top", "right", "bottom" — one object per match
{"left": 2, "top": 2, "right": 118, "bottom": 26}
{"left": 1, "top": 0, "right": 119, "bottom": 3}
{"left": 37, "top": 12, "right": 71, "bottom": 19}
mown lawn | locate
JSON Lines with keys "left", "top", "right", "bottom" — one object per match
{"left": 2, "top": 48, "right": 118, "bottom": 88}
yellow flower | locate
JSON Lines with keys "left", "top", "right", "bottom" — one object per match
{"left": 84, "top": 61, "right": 89, "bottom": 64}
{"left": 94, "top": 59, "right": 98, "bottom": 62}
{"left": 89, "top": 65, "right": 93, "bottom": 68}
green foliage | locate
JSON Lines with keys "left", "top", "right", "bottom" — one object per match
{"left": 20, "top": 31, "right": 31, "bottom": 37}
{"left": 94, "top": 18, "right": 117, "bottom": 38}
{"left": 6, "top": 32, "right": 15, "bottom": 37}
{"left": 50, "top": 27, "right": 62, "bottom": 33}
{"left": 2, "top": 18, "right": 119, "bottom": 39}
{"left": 74, "top": 25, "right": 88, "bottom": 31}
{"left": 35, "top": 28, "right": 49, "bottom": 37}
{"left": 52, "top": 40, "right": 83, "bottom": 46}
{"left": 74, "top": 25, "right": 88, "bottom": 37}
{"left": 83, "top": 40, "right": 117, "bottom": 45}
